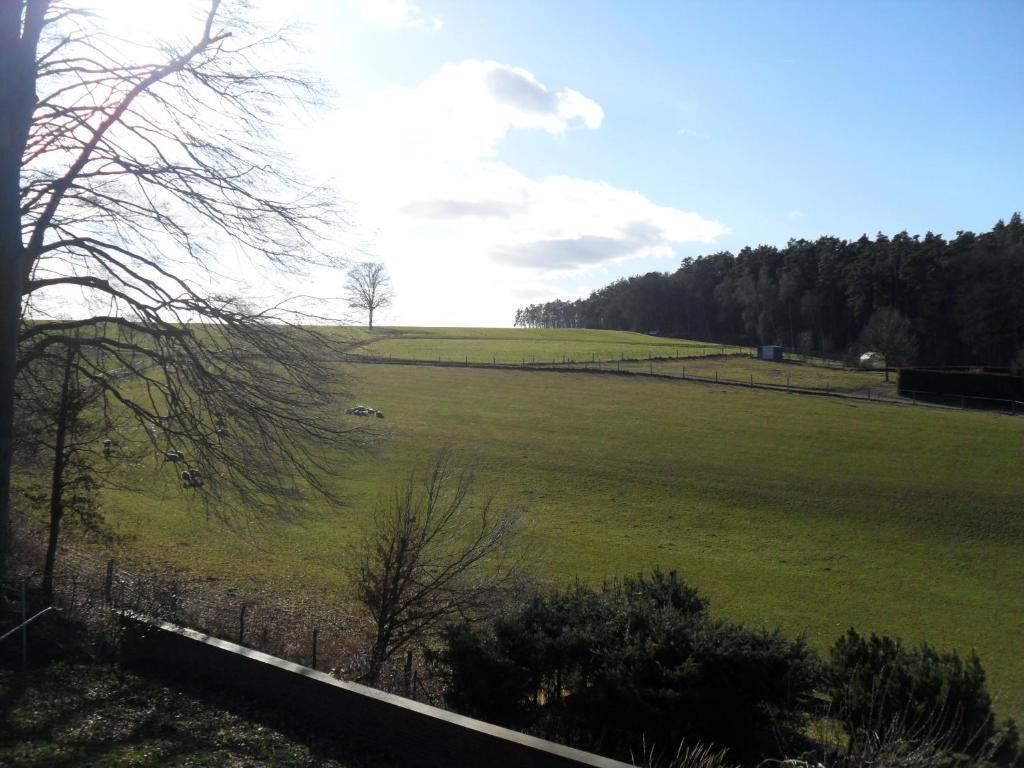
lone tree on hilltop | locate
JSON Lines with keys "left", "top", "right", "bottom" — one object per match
{"left": 344, "top": 262, "right": 393, "bottom": 329}
{"left": 0, "top": 0, "right": 361, "bottom": 579}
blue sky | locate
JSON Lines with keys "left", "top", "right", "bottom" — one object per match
{"left": 284, "top": 0, "right": 1023, "bottom": 325}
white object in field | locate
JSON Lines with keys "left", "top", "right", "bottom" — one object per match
{"left": 859, "top": 351, "right": 886, "bottom": 370}
{"left": 345, "top": 405, "right": 384, "bottom": 418}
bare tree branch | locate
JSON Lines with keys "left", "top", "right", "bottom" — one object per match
{"left": 354, "top": 448, "right": 532, "bottom": 686}
{"left": 1, "top": 0, "right": 362, "bottom": 574}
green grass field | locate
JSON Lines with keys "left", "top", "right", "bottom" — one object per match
{"left": 38, "top": 328, "right": 1024, "bottom": 720}
{"left": 341, "top": 326, "right": 748, "bottom": 364}
{"left": 618, "top": 356, "right": 889, "bottom": 392}
{"left": 341, "top": 327, "right": 882, "bottom": 393}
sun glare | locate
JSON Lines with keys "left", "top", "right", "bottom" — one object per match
{"left": 87, "top": 0, "right": 204, "bottom": 47}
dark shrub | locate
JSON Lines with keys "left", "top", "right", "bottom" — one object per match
{"left": 431, "top": 570, "right": 819, "bottom": 762}
{"left": 826, "top": 629, "right": 1019, "bottom": 765}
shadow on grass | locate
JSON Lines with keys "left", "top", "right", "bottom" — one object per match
{"left": 0, "top": 662, "right": 397, "bottom": 767}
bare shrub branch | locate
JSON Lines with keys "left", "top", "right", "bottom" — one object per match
{"left": 354, "top": 447, "right": 531, "bottom": 685}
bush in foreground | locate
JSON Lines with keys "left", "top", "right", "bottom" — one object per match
{"left": 826, "top": 629, "right": 1020, "bottom": 766}
{"left": 431, "top": 570, "right": 819, "bottom": 763}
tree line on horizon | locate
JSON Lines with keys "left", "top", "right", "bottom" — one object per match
{"left": 515, "top": 214, "right": 1024, "bottom": 367}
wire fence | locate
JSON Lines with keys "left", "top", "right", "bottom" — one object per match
{"left": 340, "top": 345, "right": 754, "bottom": 367}
{"left": 3, "top": 518, "right": 438, "bottom": 701}
{"left": 338, "top": 350, "right": 1022, "bottom": 415}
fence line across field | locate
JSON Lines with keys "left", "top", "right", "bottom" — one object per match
{"left": 336, "top": 352, "right": 1022, "bottom": 416}
{"left": 340, "top": 344, "right": 754, "bottom": 366}
{"left": 4, "top": 533, "right": 428, "bottom": 697}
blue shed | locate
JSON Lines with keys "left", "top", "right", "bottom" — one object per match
{"left": 757, "top": 345, "right": 783, "bottom": 361}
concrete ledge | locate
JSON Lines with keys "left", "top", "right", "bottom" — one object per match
{"left": 120, "top": 613, "right": 632, "bottom": 768}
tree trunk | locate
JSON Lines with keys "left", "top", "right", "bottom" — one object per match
{"left": 365, "top": 650, "right": 384, "bottom": 685}
{"left": 0, "top": 255, "right": 21, "bottom": 582}
{"left": 41, "top": 346, "right": 74, "bottom": 603}
{"left": 0, "top": 0, "right": 46, "bottom": 581}
{"left": 368, "top": 307, "right": 374, "bottom": 330}
{"left": 41, "top": 501, "right": 62, "bottom": 604}
{"left": 365, "top": 629, "right": 390, "bottom": 685}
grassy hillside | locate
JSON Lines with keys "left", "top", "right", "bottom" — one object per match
{"left": 340, "top": 326, "right": 748, "bottom": 363}
{"left": 86, "top": 340, "right": 1024, "bottom": 720}
{"left": 342, "top": 326, "right": 885, "bottom": 392}
{"left": 620, "top": 356, "right": 887, "bottom": 392}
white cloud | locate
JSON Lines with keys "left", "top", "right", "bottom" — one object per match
{"left": 484, "top": 68, "right": 603, "bottom": 131}
{"left": 352, "top": 0, "right": 442, "bottom": 29}
{"left": 787, "top": 209, "right": 804, "bottom": 220}
{"left": 299, "top": 60, "right": 724, "bottom": 326}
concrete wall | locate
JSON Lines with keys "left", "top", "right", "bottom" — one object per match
{"left": 120, "top": 614, "right": 632, "bottom": 768}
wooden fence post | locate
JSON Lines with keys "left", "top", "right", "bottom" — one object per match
{"left": 104, "top": 560, "right": 114, "bottom": 605}
{"left": 238, "top": 604, "right": 246, "bottom": 644}
{"left": 21, "top": 579, "right": 28, "bottom": 672}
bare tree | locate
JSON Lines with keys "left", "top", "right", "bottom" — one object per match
{"left": 354, "top": 448, "right": 530, "bottom": 686}
{"left": 861, "top": 307, "right": 918, "bottom": 382}
{"left": 13, "top": 338, "right": 117, "bottom": 602}
{"left": 0, "top": 0, "right": 362, "bottom": 577}
{"left": 1012, "top": 345, "right": 1024, "bottom": 376}
{"left": 344, "top": 262, "right": 393, "bottom": 330}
